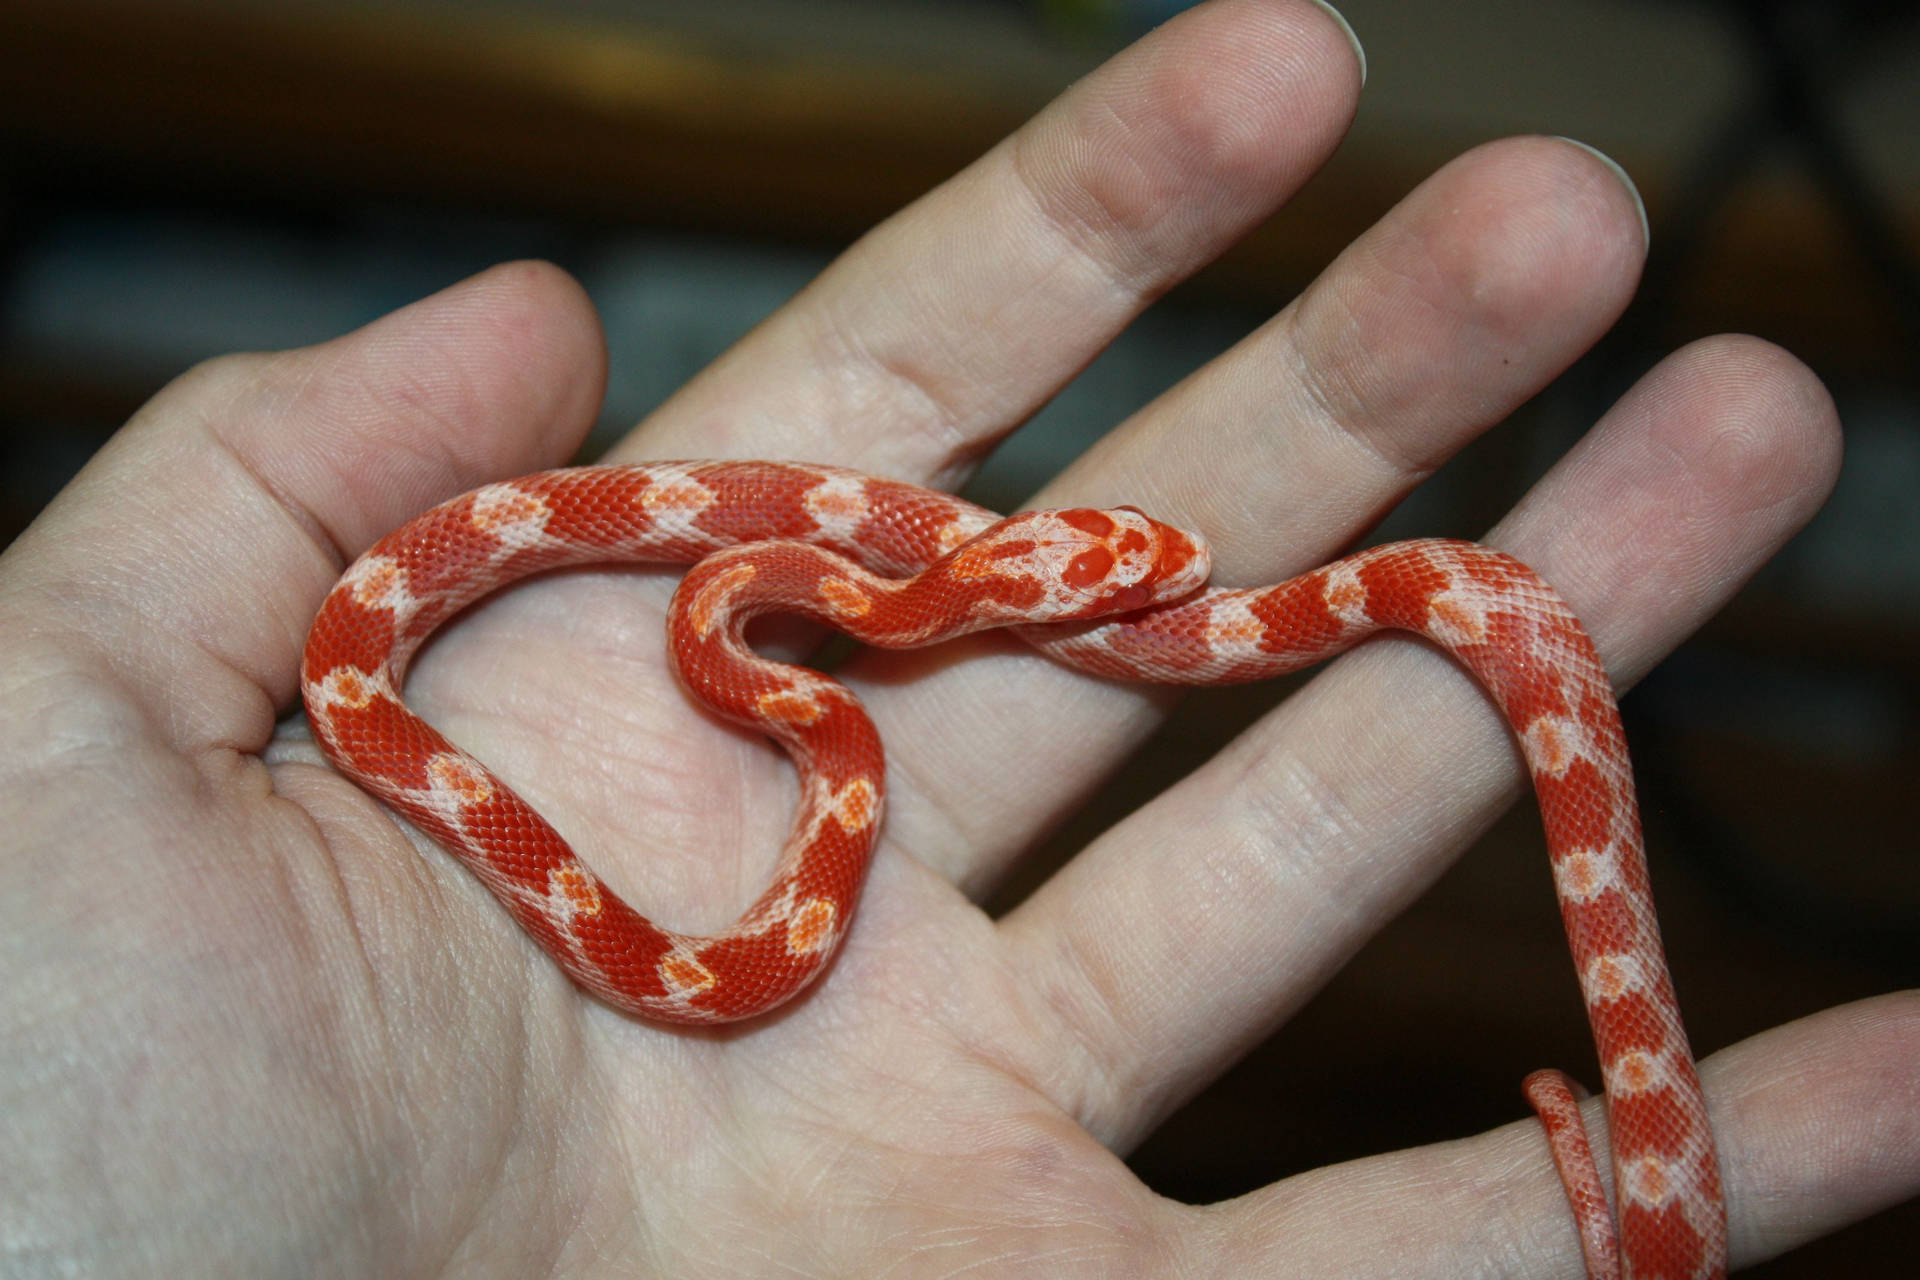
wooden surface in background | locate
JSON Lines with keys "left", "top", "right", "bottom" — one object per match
{"left": 2, "top": 0, "right": 1913, "bottom": 373}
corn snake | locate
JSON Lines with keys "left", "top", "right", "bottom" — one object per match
{"left": 300, "top": 458, "right": 1727, "bottom": 1278}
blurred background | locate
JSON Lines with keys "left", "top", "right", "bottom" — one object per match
{"left": 2, "top": 0, "right": 1914, "bottom": 1270}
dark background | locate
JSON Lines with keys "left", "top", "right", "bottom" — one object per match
{"left": 3, "top": 0, "right": 1914, "bottom": 1272}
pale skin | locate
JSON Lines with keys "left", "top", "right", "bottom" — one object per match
{"left": 2, "top": 1, "right": 1915, "bottom": 1274}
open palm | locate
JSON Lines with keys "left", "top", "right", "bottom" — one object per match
{"left": 4, "top": 3, "right": 1915, "bottom": 1275}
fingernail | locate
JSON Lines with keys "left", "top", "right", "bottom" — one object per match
{"left": 1555, "top": 137, "right": 1650, "bottom": 252}
{"left": 1306, "top": 0, "right": 1366, "bottom": 88}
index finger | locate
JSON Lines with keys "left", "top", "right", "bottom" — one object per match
{"left": 618, "top": 0, "right": 1365, "bottom": 482}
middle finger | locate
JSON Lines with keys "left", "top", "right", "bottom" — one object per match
{"left": 866, "top": 136, "right": 1648, "bottom": 892}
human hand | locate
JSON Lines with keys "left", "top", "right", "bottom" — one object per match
{"left": 3, "top": 1, "right": 1914, "bottom": 1274}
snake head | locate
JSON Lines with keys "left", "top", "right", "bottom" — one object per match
{"left": 946, "top": 505, "right": 1211, "bottom": 622}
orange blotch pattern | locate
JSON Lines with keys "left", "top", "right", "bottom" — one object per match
{"left": 786, "top": 898, "right": 838, "bottom": 955}
{"left": 350, "top": 559, "right": 405, "bottom": 610}
{"left": 551, "top": 864, "right": 604, "bottom": 917}
{"left": 833, "top": 779, "right": 879, "bottom": 833}
{"left": 427, "top": 754, "right": 493, "bottom": 807}
{"left": 757, "top": 687, "right": 825, "bottom": 726}
{"left": 817, "top": 575, "right": 872, "bottom": 617}
{"left": 659, "top": 953, "right": 718, "bottom": 996}
{"left": 470, "top": 487, "right": 547, "bottom": 533}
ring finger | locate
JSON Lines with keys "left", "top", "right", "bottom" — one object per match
{"left": 1002, "top": 334, "right": 1840, "bottom": 1145}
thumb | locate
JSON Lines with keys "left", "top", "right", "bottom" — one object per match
{"left": 0, "top": 261, "right": 606, "bottom": 759}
